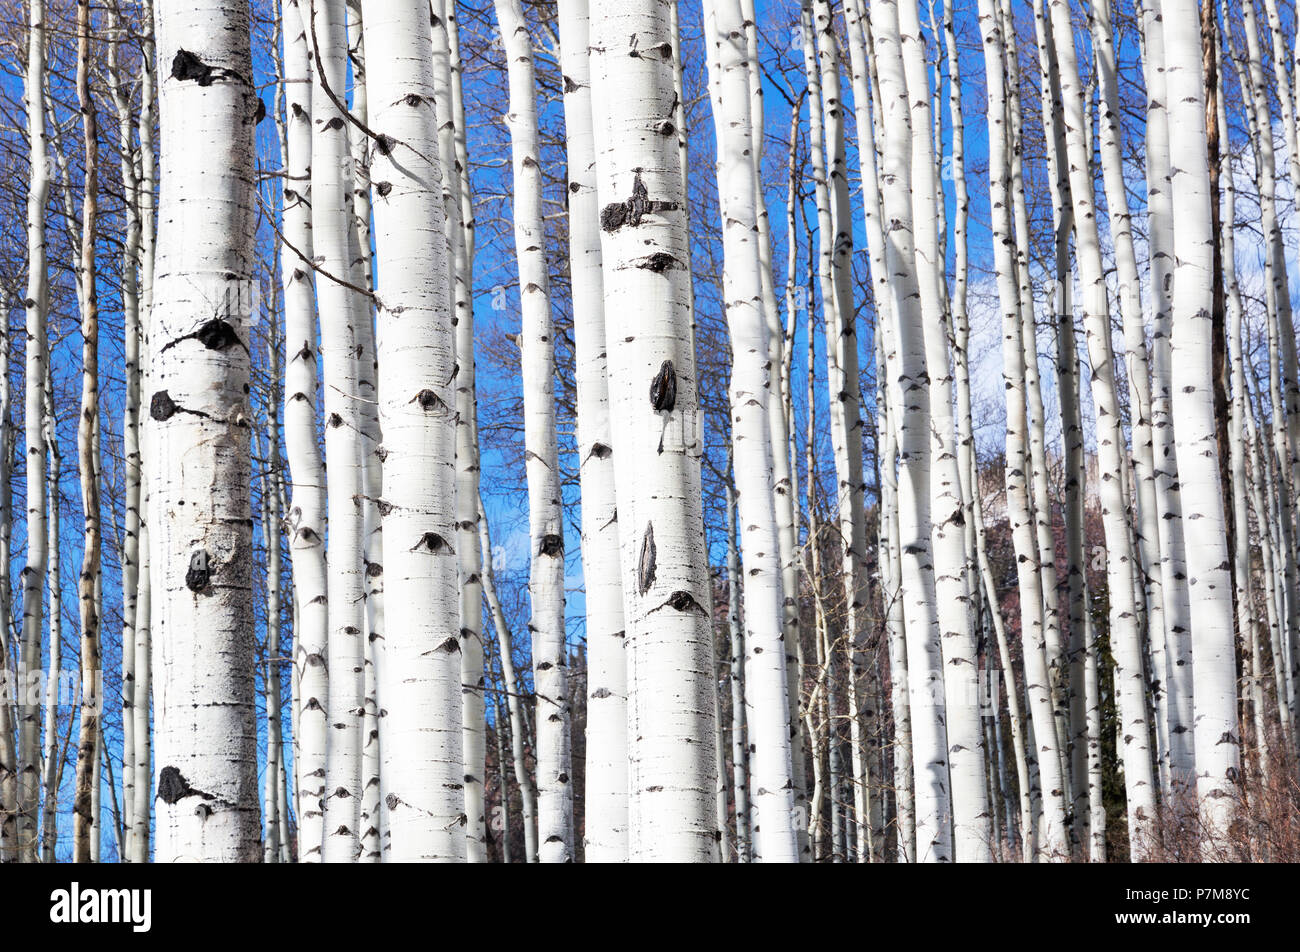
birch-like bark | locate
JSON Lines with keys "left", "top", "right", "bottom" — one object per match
{"left": 280, "top": 0, "right": 328, "bottom": 862}
{"left": 557, "top": 0, "right": 628, "bottom": 863}
{"left": 1140, "top": 0, "right": 1195, "bottom": 788}
{"left": 17, "top": 0, "right": 50, "bottom": 866}
{"left": 590, "top": 0, "right": 718, "bottom": 861}
{"left": 430, "top": 0, "right": 487, "bottom": 864}
{"left": 896, "top": 0, "right": 989, "bottom": 860}
{"left": 107, "top": 7, "right": 143, "bottom": 861}
{"left": 867, "top": 0, "right": 954, "bottom": 863}
{"left": 309, "top": 0, "right": 367, "bottom": 863}
{"left": 1160, "top": 0, "right": 1239, "bottom": 848}
{"left": 738, "top": 1, "right": 806, "bottom": 849}
{"left": 478, "top": 494, "right": 539, "bottom": 860}
{"left": 492, "top": 0, "right": 573, "bottom": 863}
{"left": 72, "top": 0, "right": 102, "bottom": 864}
{"left": 40, "top": 399, "right": 62, "bottom": 862}
{"left": 702, "top": 0, "right": 798, "bottom": 863}
{"left": 1047, "top": 0, "right": 1157, "bottom": 853}
{"left": 977, "top": 0, "right": 1068, "bottom": 859}
{"left": 361, "top": 0, "right": 465, "bottom": 863}
{"left": 131, "top": 4, "right": 156, "bottom": 864}
{"left": 149, "top": 0, "right": 260, "bottom": 861}
{"left": 725, "top": 478, "right": 751, "bottom": 862}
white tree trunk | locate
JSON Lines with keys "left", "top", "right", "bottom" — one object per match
{"left": 1160, "top": 0, "right": 1239, "bottom": 849}
{"left": 17, "top": 0, "right": 50, "bottom": 866}
{"left": 428, "top": 0, "right": 487, "bottom": 864}
{"left": 361, "top": 0, "right": 466, "bottom": 863}
{"left": 309, "top": 0, "right": 367, "bottom": 863}
{"left": 149, "top": 0, "right": 261, "bottom": 862}
{"left": 1047, "top": 0, "right": 1157, "bottom": 853}
{"left": 702, "top": 0, "right": 798, "bottom": 864}
{"left": 557, "top": 0, "right": 629, "bottom": 863}
{"left": 590, "top": 0, "right": 719, "bottom": 861}
{"left": 492, "top": 0, "right": 574, "bottom": 863}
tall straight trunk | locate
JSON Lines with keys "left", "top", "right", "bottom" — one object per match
{"left": 131, "top": 2, "right": 156, "bottom": 864}
{"left": 1003, "top": 0, "right": 1068, "bottom": 785}
{"left": 1160, "top": 0, "right": 1239, "bottom": 850}
{"left": 107, "top": 7, "right": 143, "bottom": 862}
{"left": 977, "top": 0, "right": 1067, "bottom": 860}
{"left": 309, "top": 0, "right": 367, "bottom": 863}
{"left": 1236, "top": 0, "right": 1300, "bottom": 740}
{"left": 17, "top": 0, "right": 50, "bottom": 866}
{"left": 590, "top": 0, "right": 718, "bottom": 861}
{"left": 72, "top": 0, "right": 102, "bottom": 864}
{"left": 430, "top": 0, "right": 487, "bottom": 864}
{"left": 280, "top": 0, "right": 328, "bottom": 862}
{"left": 149, "top": 0, "right": 260, "bottom": 862}
{"left": 492, "top": 0, "right": 573, "bottom": 863}
{"left": 360, "top": 0, "right": 465, "bottom": 863}
{"left": 725, "top": 478, "right": 751, "bottom": 862}
{"left": 1086, "top": 0, "right": 1169, "bottom": 815}
{"left": 1140, "top": 0, "right": 1195, "bottom": 789}
{"left": 806, "top": 0, "right": 876, "bottom": 861}
{"left": 702, "top": 0, "right": 797, "bottom": 863}
{"left": 478, "top": 495, "right": 539, "bottom": 860}
{"left": 898, "top": 0, "right": 989, "bottom": 861}
{"left": 40, "top": 397, "right": 62, "bottom": 861}
{"left": 868, "top": 0, "right": 953, "bottom": 863}
{"left": 557, "top": 0, "right": 628, "bottom": 863}
{"left": 738, "top": 0, "right": 807, "bottom": 852}
{"left": 1046, "top": 0, "right": 1156, "bottom": 853}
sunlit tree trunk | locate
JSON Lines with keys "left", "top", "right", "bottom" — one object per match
{"left": 428, "top": 0, "right": 487, "bottom": 864}
{"left": 149, "top": 0, "right": 261, "bottom": 862}
{"left": 1047, "top": 0, "right": 1156, "bottom": 854}
{"left": 492, "top": 0, "right": 574, "bottom": 863}
{"left": 361, "top": 0, "right": 466, "bottom": 863}
{"left": 557, "top": 0, "right": 629, "bottom": 863}
{"left": 590, "top": 0, "right": 719, "bottom": 861}
{"left": 702, "top": 0, "right": 798, "bottom": 864}
{"left": 16, "top": 0, "right": 51, "bottom": 866}
{"left": 1160, "top": 0, "right": 1239, "bottom": 850}
{"left": 72, "top": 0, "right": 102, "bottom": 864}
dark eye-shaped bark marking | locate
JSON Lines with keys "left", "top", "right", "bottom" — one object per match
{"left": 185, "top": 550, "right": 212, "bottom": 592}
{"left": 539, "top": 534, "right": 564, "bottom": 557}
{"left": 638, "top": 522, "right": 656, "bottom": 596}
{"left": 650, "top": 360, "right": 677, "bottom": 412}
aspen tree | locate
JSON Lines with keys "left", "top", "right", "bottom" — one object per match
{"left": 132, "top": 1, "right": 157, "bottom": 864}
{"left": 1160, "top": 0, "right": 1239, "bottom": 847}
{"left": 738, "top": 4, "right": 806, "bottom": 844}
{"left": 976, "top": 0, "right": 1068, "bottom": 860}
{"left": 309, "top": 0, "right": 368, "bottom": 863}
{"left": 899, "top": 0, "right": 990, "bottom": 860}
{"left": 279, "top": 0, "right": 328, "bottom": 862}
{"left": 72, "top": 0, "right": 102, "bottom": 864}
{"left": 107, "top": 6, "right": 143, "bottom": 861}
{"left": 149, "top": 0, "right": 261, "bottom": 862}
{"left": 361, "top": 0, "right": 466, "bottom": 863}
{"left": 868, "top": 0, "right": 955, "bottom": 863}
{"left": 557, "top": 0, "right": 629, "bottom": 863}
{"left": 1047, "top": 0, "right": 1157, "bottom": 852}
{"left": 1140, "top": 0, "right": 1195, "bottom": 788}
{"left": 702, "top": 0, "right": 798, "bottom": 864}
{"left": 17, "top": 0, "right": 50, "bottom": 866}
{"left": 430, "top": 0, "right": 487, "bottom": 863}
{"left": 492, "top": 0, "right": 574, "bottom": 863}
{"left": 590, "top": 0, "right": 719, "bottom": 862}
{"left": 478, "top": 495, "right": 539, "bottom": 860}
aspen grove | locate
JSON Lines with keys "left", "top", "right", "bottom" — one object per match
{"left": 3, "top": 0, "right": 1300, "bottom": 865}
